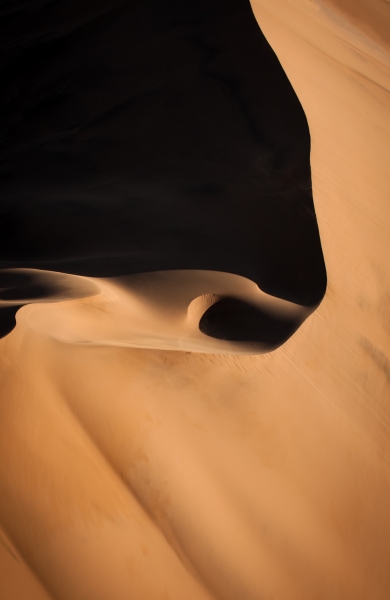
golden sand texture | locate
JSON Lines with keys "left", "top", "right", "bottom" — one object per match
{"left": 1, "top": 0, "right": 390, "bottom": 598}
{"left": 320, "top": 0, "right": 390, "bottom": 51}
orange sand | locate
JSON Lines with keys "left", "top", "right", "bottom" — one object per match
{"left": 1, "top": 1, "right": 390, "bottom": 598}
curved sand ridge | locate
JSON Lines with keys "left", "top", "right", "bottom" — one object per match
{"left": 5, "top": 268, "right": 312, "bottom": 354}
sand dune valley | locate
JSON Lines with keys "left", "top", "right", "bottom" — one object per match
{"left": 1, "top": 0, "right": 390, "bottom": 598}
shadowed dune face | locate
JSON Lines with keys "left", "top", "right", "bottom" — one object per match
{"left": 0, "top": 0, "right": 326, "bottom": 348}
{"left": 199, "top": 297, "right": 301, "bottom": 345}
{"left": 0, "top": 269, "right": 99, "bottom": 338}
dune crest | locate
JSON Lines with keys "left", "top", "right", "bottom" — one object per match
{"left": 0, "top": 268, "right": 100, "bottom": 338}
{"left": 11, "top": 269, "right": 312, "bottom": 354}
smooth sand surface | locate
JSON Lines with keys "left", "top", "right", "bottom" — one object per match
{"left": 7, "top": 269, "right": 311, "bottom": 354}
{"left": 1, "top": 0, "right": 390, "bottom": 598}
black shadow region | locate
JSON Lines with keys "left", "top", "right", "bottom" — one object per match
{"left": 0, "top": 0, "right": 327, "bottom": 343}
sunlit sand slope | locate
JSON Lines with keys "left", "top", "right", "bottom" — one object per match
{"left": 1, "top": 1, "right": 390, "bottom": 599}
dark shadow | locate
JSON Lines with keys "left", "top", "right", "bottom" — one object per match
{"left": 0, "top": 272, "right": 56, "bottom": 339}
{"left": 0, "top": 0, "right": 326, "bottom": 340}
{"left": 200, "top": 297, "right": 300, "bottom": 348}
{"left": 0, "top": 272, "right": 54, "bottom": 301}
{"left": 0, "top": 305, "right": 23, "bottom": 339}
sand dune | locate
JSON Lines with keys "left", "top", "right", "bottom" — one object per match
{"left": 0, "top": 268, "right": 99, "bottom": 337}
{"left": 9, "top": 269, "right": 312, "bottom": 354}
{"left": 1, "top": 0, "right": 390, "bottom": 599}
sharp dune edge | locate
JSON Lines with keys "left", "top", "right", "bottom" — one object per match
{"left": 1, "top": 1, "right": 390, "bottom": 599}
{"left": 1, "top": 269, "right": 311, "bottom": 354}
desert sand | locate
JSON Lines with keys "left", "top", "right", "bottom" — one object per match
{"left": 1, "top": 269, "right": 312, "bottom": 354}
{"left": 1, "top": 0, "right": 390, "bottom": 599}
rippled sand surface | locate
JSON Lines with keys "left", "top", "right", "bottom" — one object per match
{"left": 1, "top": 1, "right": 390, "bottom": 598}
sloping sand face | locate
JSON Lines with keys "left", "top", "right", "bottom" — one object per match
{"left": 9, "top": 269, "right": 312, "bottom": 354}
{"left": 1, "top": 1, "right": 390, "bottom": 599}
